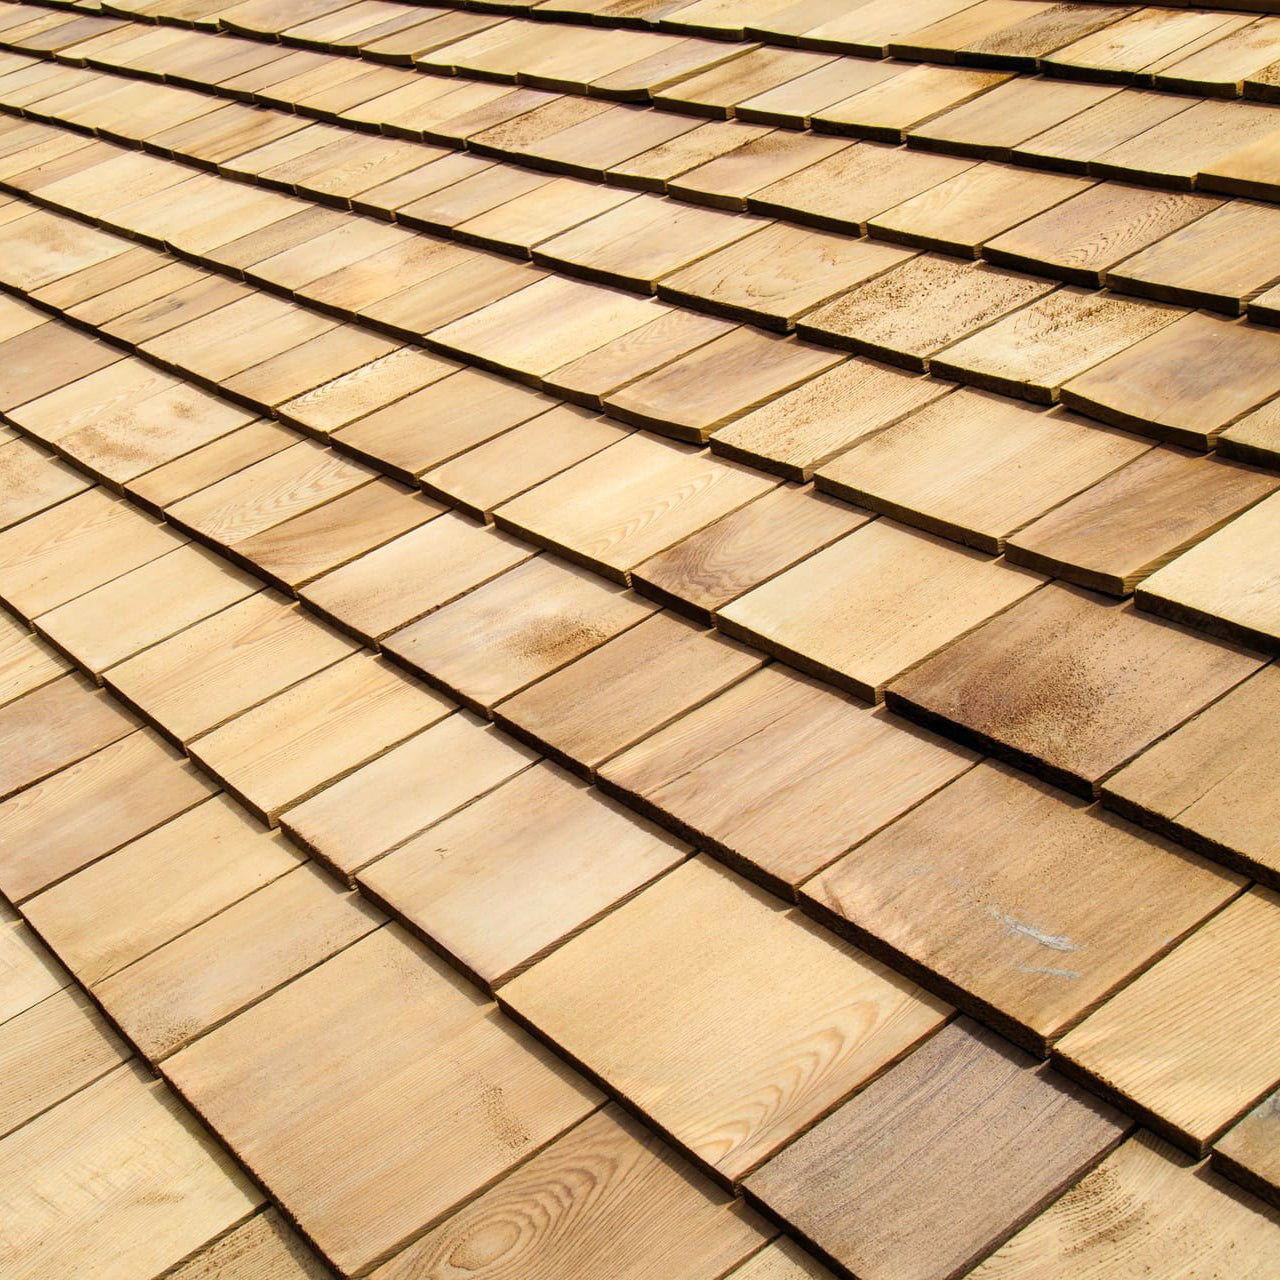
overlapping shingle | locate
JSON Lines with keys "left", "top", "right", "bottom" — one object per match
{"left": 3, "top": 2, "right": 1280, "bottom": 1273}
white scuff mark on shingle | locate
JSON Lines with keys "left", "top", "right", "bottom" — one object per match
{"left": 990, "top": 908, "right": 1078, "bottom": 952}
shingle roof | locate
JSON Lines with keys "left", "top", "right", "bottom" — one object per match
{"left": 1, "top": 0, "right": 1279, "bottom": 1275}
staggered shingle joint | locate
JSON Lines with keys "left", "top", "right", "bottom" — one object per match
{"left": 1, "top": 0, "right": 1280, "bottom": 1277}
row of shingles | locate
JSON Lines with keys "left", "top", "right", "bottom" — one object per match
{"left": 2, "top": 45, "right": 1279, "bottom": 492}
{"left": 30, "top": 1, "right": 1280, "bottom": 275}
{"left": 3, "top": 223, "right": 1142, "bottom": 1280}
{"left": 40, "top": 22, "right": 1280, "bottom": 656}
{"left": 8, "top": 17, "right": 1280, "bottom": 465}
{"left": 0, "top": 303, "right": 808, "bottom": 1280}
{"left": 0, "top": 232, "right": 863, "bottom": 1280}
{"left": 0, "top": 892, "right": 298, "bottom": 1279}
{"left": 0, "top": 60, "right": 1259, "bottom": 1054}
{"left": 528, "top": 0, "right": 1280, "bottom": 100}
{"left": 87, "top": 60, "right": 1280, "bottom": 1218}
{"left": 2, "top": 0, "right": 1280, "bottom": 307}
{"left": 2, "top": 129, "right": 1280, "bottom": 1228}
{"left": 92, "top": 0, "right": 1280, "bottom": 104}
{"left": 185, "top": 0, "right": 1280, "bottom": 201}
{"left": 7, "top": 80, "right": 1280, "bottom": 896}
{"left": 0, "top": 480, "right": 337, "bottom": 1277}
{"left": 6, "top": 113, "right": 1280, "bottom": 908}
{"left": 11, "top": 0, "right": 1280, "bottom": 420}
{"left": 72, "top": 0, "right": 1280, "bottom": 1228}
{"left": 48, "top": 35, "right": 1280, "bottom": 659}
{"left": 5, "top": 216, "right": 1275, "bottom": 1280}
{"left": 0, "top": 172, "right": 998, "bottom": 1280}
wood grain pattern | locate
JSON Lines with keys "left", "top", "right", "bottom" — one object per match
{"left": 168, "top": 1210, "right": 333, "bottom": 1280}
{"left": 931, "top": 286, "right": 1184, "bottom": 405}
{"left": 534, "top": 194, "right": 765, "bottom": 291}
{"left": 421, "top": 405, "right": 630, "bottom": 520}
{"left": 1044, "top": 9, "right": 1251, "bottom": 79}
{"left": 494, "top": 610, "right": 761, "bottom": 775}
{"left": 1061, "top": 311, "right": 1280, "bottom": 448}
{"left": 719, "top": 519, "right": 1042, "bottom": 701}
{"left": 603, "top": 327, "right": 842, "bottom": 441}
{"left": 103, "top": 274, "right": 253, "bottom": 347}
{"left": 1202, "top": 128, "right": 1280, "bottom": 201}
{"left": 143, "top": 293, "right": 336, "bottom": 384}
{"left": 817, "top": 64, "right": 1013, "bottom": 142}
{"left": 0, "top": 486, "right": 182, "bottom": 620}
{"left": 279, "top": 713, "right": 536, "bottom": 879}
{"left": 887, "top": 584, "right": 1263, "bottom": 796}
{"left": 711, "top": 357, "right": 949, "bottom": 478}
{"left": 970, "top": 1132, "right": 1280, "bottom": 1277}
{"left": 1219, "top": 393, "right": 1280, "bottom": 468}
{"left": 164, "top": 926, "right": 600, "bottom": 1277}
{"left": 35, "top": 542, "right": 259, "bottom": 674}
{"left": 816, "top": 390, "right": 1149, "bottom": 553}
{"left": 0, "top": 985, "right": 130, "bottom": 1139}
{"left": 126, "top": 420, "right": 296, "bottom": 513}
{"left": 798, "top": 0, "right": 984, "bottom": 54}
{"left": 24, "top": 793, "right": 302, "bottom": 985}
{"left": 383, "top": 554, "right": 652, "bottom": 712}
{"left": 0, "top": 672, "right": 137, "bottom": 804}
{"left": 495, "top": 432, "right": 775, "bottom": 581}
{"left": 1006, "top": 448, "right": 1280, "bottom": 596}
{"left": 1136, "top": 490, "right": 1280, "bottom": 653}
{"left": 332, "top": 367, "right": 557, "bottom": 482}
{"left": 0, "top": 1062, "right": 262, "bottom": 1280}
{"left": 224, "top": 326, "right": 398, "bottom": 407}
{"left": 667, "top": 130, "right": 850, "bottom": 209}
{"left": 430, "top": 275, "right": 662, "bottom": 381}
{"left": 869, "top": 161, "right": 1091, "bottom": 255}
{"left": 724, "top": 1238, "right": 838, "bottom": 1280}
{"left": 653, "top": 46, "right": 833, "bottom": 116}
{"left": 601, "top": 665, "right": 974, "bottom": 891}
{"left": 371, "top": 1105, "right": 769, "bottom": 1279}
{"left": 105, "top": 592, "right": 356, "bottom": 745}
{"left": 658, "top": 222, "right": 911, "bottom": 330}
{"left": 188, "top": 654, "right": 452, "bottom": 822}
{"left": 9, "top": 356, "right": 180, "bottom": 448}
{"left": 0, "top": 437, "right": 89, "bottom": 534}
{"left": 544, "top": 308, "right": 733, "bottom": 407}
{"left": 748, "top": 142, "right": 974, "bottom": 234}
{"left": 911, "top": 78, "right": 1119, "bottom": 157}
{"left": 167, "top": 441, "right": 374, "bottom": 546}
{"left": 300, "top": 514, "right": 534, "bottom": 643}
{"left": 0, "top": 608, "right": 63, "bottom": 707}
{"left": 798, "top": 256, "right": 1051, "bottom": 369}
{"left": 985, "top": 183, "right": 1219, "bottom": 287}
{"left": 745, "top": 1018, "right": 1129, "bottom": 1280}
{"left": 1103, "top": 665, "right": 1280, "bottom": 887}
{"left": 232, "top": 479, "right": 441, "bottom": 590}
{"left": 737, "top": 59, "right": 900, "bottom": 129}
{"left": 1056, "top": 888, "right": 1280, "bottom": 1153}
{"left": 609, "top": 118, "right": 771, "bottom": 189}
{"left": 277, "top": 347, "right": 457, "bottom": 437}
{"left": 0, "top": 724, "right": 212, "bottom": 903}
{"left": 454, "top": 177, "right": 636, "bottom": 256}
{"left": 1104, "top": 200, "right": 1280, "bottom": 313}
{"left": 361, "top": 761, "right": 686, "bottom": 987}
{"left": 477, "top": 103, "right": 696, "bottom": 179}
{"left": 1091, "top": 99, "right": 1279, "bottom": 188}
{"left": 632, "top": 482, "right": 868, "bottom": 621}
{"left": 1215, "top": 1087, "right": 1280, "bottom": 1209}
{"left": 504, "top": 856, "right": 947, "bottom": 1182}
{"left": 805, "top": 761, "right": 1243, "bottom": 1053}
{"left": 0, "top": 917, "right": 69, "bottom": 1025}
{"left": 96, "top": 864, "right": 383, "bottom": 1060}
